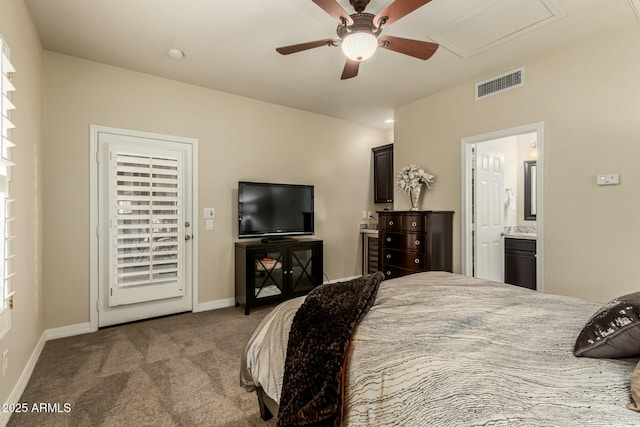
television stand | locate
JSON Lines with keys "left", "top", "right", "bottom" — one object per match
{"left": 235, "top": 239, "right": 323, "bottom": 314}
{"left": 260, "top": 236, "right": 297, "bottom": 243}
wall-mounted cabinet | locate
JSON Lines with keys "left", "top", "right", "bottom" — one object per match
{"left": 372, "top": 144, "right": 394, "bottom": 204}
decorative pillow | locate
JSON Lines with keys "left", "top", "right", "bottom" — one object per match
{"left": 574, "top": 291, "right": 640, "bottom": 358}
{"left": 629, "top": 361, "right": 640, "bottom": 412}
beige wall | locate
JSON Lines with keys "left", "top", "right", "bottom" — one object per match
{"left": 0, "top": 0, "right": 44, "bottom": 409}
{"left": 395, "top": 23, "right": 640, "bottom": 303}
{"left": 43, "top": 52, "right": 386, "bottom": 328}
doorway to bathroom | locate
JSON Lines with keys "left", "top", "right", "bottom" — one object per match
{"left": 461, "top": 122, "right": 544, "bottom": 291}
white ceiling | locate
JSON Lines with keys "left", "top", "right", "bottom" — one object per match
{"left": 24, "top": 0, "right": 639, "bottom": 129}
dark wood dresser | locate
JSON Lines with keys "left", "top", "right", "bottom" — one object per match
{"left": 378, "top": 211, "right": 453, "bottom": 279}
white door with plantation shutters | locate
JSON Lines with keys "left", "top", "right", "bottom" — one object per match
{"left": 96, "top": 131, "right": 195, "bottom": 327}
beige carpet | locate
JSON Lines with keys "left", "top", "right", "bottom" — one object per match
{"left": 8, "top": 306, "right": 278, "bottom": 427}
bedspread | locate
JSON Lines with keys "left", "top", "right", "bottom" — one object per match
{"left": 241, "top": 272, "right": 640, "bottom": 426}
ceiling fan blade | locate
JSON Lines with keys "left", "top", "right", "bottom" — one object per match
{"left": 374, "top": 0, "right": 432, "bottom": 28}
{"left": 312, "top": 0, "right": 354, "bottom": 25}
{"left": 276, "top": 38, "right": 339, "bottom": 55}
{"left": 379, "top": 35, "right": 439, "bottom": 60}
{"left": 341, "top": 59, "right": 360, "bottom": 80}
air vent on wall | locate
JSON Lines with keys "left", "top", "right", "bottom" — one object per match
{"left": 476, "top": 67, "right": 524, "bottom": 100}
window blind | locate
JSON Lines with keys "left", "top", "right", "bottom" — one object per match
{"left": 109, "top": 151, "right": 184, "bottom": 306}
{"left": 0, "top": 36, "right": 15, "bottom": 339}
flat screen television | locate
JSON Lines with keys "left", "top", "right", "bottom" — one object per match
{"left": 238, "top": 181, "right": 314, "bottom": 239}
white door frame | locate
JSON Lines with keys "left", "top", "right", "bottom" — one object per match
{"left": 461, "top": 122, "right": 544, "bottom": 292}
{"left": 89, "top": 125, "right": 199, "bottom": 331}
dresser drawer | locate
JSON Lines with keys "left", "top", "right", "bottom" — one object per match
{"left": 379, "top": 214, "right": 401, "bottom": 231}
{"left": 380, "top": 213, "right": 426, "bottom": 232}
{"left": 380, "top": 265, "right": 417, "bottom": 280}
{"left": 380, "top": 232, "right": 427, "bottom": 251}
{"left": 381, "top": 249, "right": 426, "bottom": 270}
{"left": 401, "top": 214, "right": 425, "bottom": 232}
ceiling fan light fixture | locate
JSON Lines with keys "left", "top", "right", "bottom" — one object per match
{"left": 341, "top": 32, "right": 378, "bottom": 61}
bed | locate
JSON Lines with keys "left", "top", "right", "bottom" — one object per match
{"left": 240, "top": 272, "right": 640, "bottom": 426}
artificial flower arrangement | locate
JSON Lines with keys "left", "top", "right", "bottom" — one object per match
{"left": 396, "top": 164, "right": 436, "bottom": 210}
{"left": 395, "top": 164, "right": 435, "bottom": 193}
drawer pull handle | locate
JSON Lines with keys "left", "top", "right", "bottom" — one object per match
{"left": 386, "top": 254, "right": 391, "bottom": 259}
{"left": 388, "top": 220, "right": 394, "bottom": 226}
{"left": 386, "top": 271, "right": 391, "bottom": 276}
{"left": 415, "top": 240, "right": 421, "bottom": 246}
{"left": 387, "top": 237, "right": 392, "bottom": 242}
{"left": 414, "top": 259, "right": 420, "bottom": 264}
{"left": 411, "top": 221, "right": 417, "bottom": 227}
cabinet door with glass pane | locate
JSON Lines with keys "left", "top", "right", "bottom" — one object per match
{"left": 235, "top": 239, "right": 323, "bottom": 315}
{"left": 252, "top": 248, "right": 285, "bottom": 300}
{"left": 289, "top": 244, "right": 323, "bottom": 296}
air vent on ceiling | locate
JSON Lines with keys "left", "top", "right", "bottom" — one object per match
{"left": 476, "top": 67, "right": 524, "bottom": 100}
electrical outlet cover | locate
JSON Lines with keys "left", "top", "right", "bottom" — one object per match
{"left": 596, "top": 174, "right": 620, "bottom": 185}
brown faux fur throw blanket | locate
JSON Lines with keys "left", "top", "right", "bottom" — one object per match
{"left": 277, "top": 272, "right": 384, "bottom": 427}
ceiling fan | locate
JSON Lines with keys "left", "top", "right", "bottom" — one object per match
{"left": 276, "top": 0, "right": 439, "bottom": 80}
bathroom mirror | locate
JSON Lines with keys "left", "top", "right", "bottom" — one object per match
{"left": 524, "top": 160, "right": 537, "bottom": 220}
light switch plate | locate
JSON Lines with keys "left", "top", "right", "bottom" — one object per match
{"left": 204, "top": 208, "right": 215, "bottom": 218}
{"left": 2, "top": 350, "right": 7, "bottom": 376}
{"left": 206, "top": 219, "right": 214, "bottom": 230}
{"left": 596, "top": 174, "right": 620, "bottom": 186}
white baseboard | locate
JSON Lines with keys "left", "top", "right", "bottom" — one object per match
{"left": 195, "top": 298, "right": 236, "bottom": 313}
{"left": 44, "top": 322, "right": 93, "bottom": 341}
{"left": 0, "top": 332, "right": 46, "bottom": 427}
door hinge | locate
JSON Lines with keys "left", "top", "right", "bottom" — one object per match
{"left": 110, "top": 288, "right": 113, "bottom": 296}
{"left": 96, "top": 226, "right": 100, "bottom": 237}
{"left": 96, "top": 300, "right": 99, "bottom": 312}
{"left": 96, "top": 150, "right": 100, "bottom": 163}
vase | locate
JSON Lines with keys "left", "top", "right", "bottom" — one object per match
{"left": 409, "top": 186, "right": 422, "bottom": 211}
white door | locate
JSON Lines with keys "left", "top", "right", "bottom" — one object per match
{"left": 97, "top": 132, "right": 194, "bottom": 327}
{"left": 474, "top": 144, "right": 505, "bottom": 282}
